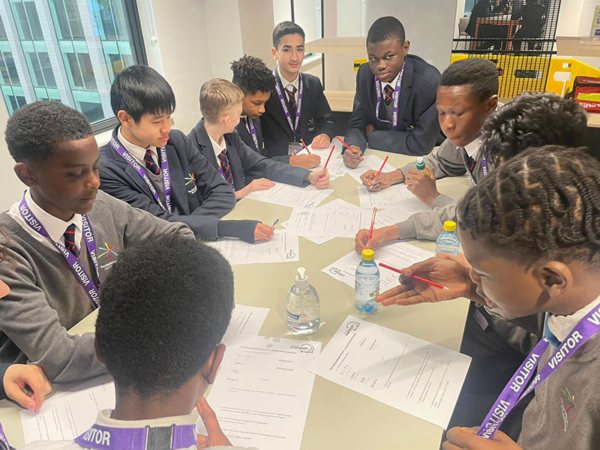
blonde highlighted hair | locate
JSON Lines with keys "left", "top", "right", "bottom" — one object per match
{"left": 199, "top": 78, "right": 244, "bottom": 123}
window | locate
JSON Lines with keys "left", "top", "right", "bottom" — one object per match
{"left": 272, "top": 0, "right": 323, "bottom": 44}
{"left": 0, "top": 0, "right": 146, "bottom": 130}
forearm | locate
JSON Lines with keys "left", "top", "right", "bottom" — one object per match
{"left": 217, "top": 220, "right": 259, "bottom": 243}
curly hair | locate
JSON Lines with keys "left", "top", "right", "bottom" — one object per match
{"left": 367, "top": 16, "right": 405, "bottom": 45}
{"left": 480, "top": 92, "right": 587, "bottom": 166}
{"left": 458, "top": 146, "right": 600, "bottom": 270}
{"left": 5, "top": 101, "right": 92, "bottom": 163}
{"left": 231, "top": 55, "right": 275, "bottom": 95}
{"left": 96, "top": 235, "right": 233, "bottom": 398}
{"left": 440, "top": 58, "right": 499, "bottom": 102}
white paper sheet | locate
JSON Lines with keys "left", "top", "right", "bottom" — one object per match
{"left": 202, "top": 337, "right": 321, "bottom": 450}
{"left": 297, "top": 144, "right": 346, "bottom": 180}
{"left": 222, "top": 304, "right": 269, "bottom": 348}
{"left": 374, "top": 201, "right": 437, "bottom": 226}
{"left": 358, "top": 184, "right": 431, "bottom": 211}
{"left": 209, "top": 230, "right": 299, "bottom": 265}
{"left": 246, "top": 183, "right": 333, "bottom": 209}
{"left": 21, "top": 375, "right": 115, "bottom": 443}
{"left": 322, "top": 241, "right": 434, "bottom": 293}
{"left": 311, "top": 316, "right": 471, "bottom": 429}
{"left": 285, "top": 204, "right": 374, "bottom": 238}
{"left": 345, "top": 154, "right": 397, "bottom": 184}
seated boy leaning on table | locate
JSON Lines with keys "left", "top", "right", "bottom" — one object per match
{"left": 16, "top": 235, "right": 256, "bottom": 450}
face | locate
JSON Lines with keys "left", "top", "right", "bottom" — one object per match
{"left": 121, "top": 111, "right": 172, "bottom": 148}
{"left": 242, "top": 91, "right": 271, "bottom": 119}
{"left": 18, "top": 136, "right": 100, "bottom": 220}
{"left": 436, "top": 85, "right": 497, "bottom": 148}
{"left": 223, "top": 103, "right": 243, "bottom": 134}
{"left": 272, "top": 33, "right": 305, "bottom": 79}
{"left": 367, "top": 38, "right": 410, "bottom": 84}
{"left": 458, "top": 227, "right": 547, "bottom": 320}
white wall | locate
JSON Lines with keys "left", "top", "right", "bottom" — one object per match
{"left": 337, "top": 0, "right": 364, "bottom": 37}
{"left": 204, "top": 0, "right": 244, "bottom": 80}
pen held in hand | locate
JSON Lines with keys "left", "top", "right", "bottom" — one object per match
{"left": 300, "top": 139, "right": 311, "bottom": 155}
{"left": 336, "top": 136, "right": 364, "bottom": 161}
{"left": 379, "top": 262, "right": 450, "bottom": 291}
{"left": 271, "top": 219, "right": 280, "bottom": 230}
{"left": 368, "top": 207, "right": 377, "bottom": 240}
{"left": 320, "top": 145, "right": 336, "bottom": 180}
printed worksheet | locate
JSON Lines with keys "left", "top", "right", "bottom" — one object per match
{"left": 311, "top": 316, "right": 471, "bottom": 428}
{"left": 209, "top": 230, "right": 299, "bottom": 265}
{"left": 247, "top": 183, "right": 333, "bottom": 209}
{"left": 297, "top": 144, "right": 346, "bottom": 180}
{"left": 358, "top": 184, "right": 431, "bottom": 210}
{"left": 345, "top": 154, "right": 397, "bottom": 184}
{"left": 285, "top": 204, "right": 374, "bottom": 238}
{"left": 222, "top": 304, "right": 269, "bottom": 348}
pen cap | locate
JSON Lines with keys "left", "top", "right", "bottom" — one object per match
{"left": 295, "top": 267, "right": 309, "bottom": 289}
{"left": 416, "top": 157, "right": 426, "bottom": 171}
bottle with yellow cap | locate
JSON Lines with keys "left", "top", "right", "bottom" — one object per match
{"left": 435, "top": 220, "right": 460, "bottom": 257}
{"left": 355, "top": 249, "right": 380, "bottom": 313}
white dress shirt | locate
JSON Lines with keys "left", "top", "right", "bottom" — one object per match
{"left": 117, "top": 127, "right": 158, "bottom": 167}
{"left": 209, "top": 133, "right": 227, "bottom": 161}
{"left": 548, "top": 295, "right": 600, "bottom": 342}
{"left": 464, "top": 138, "right": 482, "bottom": 158}
{"left": 278, "top": 69, "right": 300, "bottom": 103}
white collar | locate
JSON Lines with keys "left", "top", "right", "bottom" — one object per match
{"left": 548, "top": 294, "right": 600, "bottom": 342}
{"left": 464, "top": 139, "right": 482, "bottom": 157}
{"left": 382, "top": 69, "right": 401, "bottom": 90}
{"left": 117, "top": 127, "right": 157, "bottom": 164}
{"left": 278, "top": 69, "right": 299, "bottom": 92}
{"left": 208, "top": 133, "right": 227, "bottom": 160}
{"left": 95, "top": 408, "right": 196, "bottom": 428}
{"left": 8, "top": 189, "right": 83, "bottom": 252}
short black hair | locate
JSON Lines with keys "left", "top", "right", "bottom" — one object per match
{"left": 110, "top": 65, "right": 176, "bottom": 122}
{"left": 480, "top": 92, "right": 587, "bottom": 166}
{"left": 458, "top": 147, "right": 600, "bottom": 270}
{"left": 367, "top": 16, "right": 405, "bottom": 45}
{"left": 5, "top": 101, "right": 92, "bottom": 163}
{"left": 440, "top": 58, "right": 499, "bottom": 102}
{"left": 273, "top": 21, "right": 305, "bottom": 49}
{"left": 96, "top": 235, "right": 234, "bottom": 398}
{"left": 231, "top": 55, "right": 276, "bottom": 95}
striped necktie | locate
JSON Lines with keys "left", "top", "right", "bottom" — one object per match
{"left": 63, "top": 223, "right": 77, "bottom": 256}
{"left": 285, "top": 85, "right": 297, "bottom": 117}
{"left": 384, "top": 84, "right": 394, "bottom": 106}
{"left": 144, "top": 149, "right": 160, "bottom": 175}
{"left": 218, "top": 150, "right": 235, "bottom": 188}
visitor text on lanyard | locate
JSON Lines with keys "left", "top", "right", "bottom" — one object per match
{"left": 374, "top": 63, "right": 405, "bottom": 130}
{"left": 247, "top": 118, "right": 260, "bottom": 152}
{"left": 75, "top": 423, "right": 197, "bottom": 450}
{"left": 273, "top": 69, "right": 303, "bottom": 138}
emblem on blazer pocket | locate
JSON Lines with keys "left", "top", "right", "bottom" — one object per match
{"left": 185, "top": 173, "right": 197, "bottom": 194}
{"left": 98, "top": 243, "right": 119, "bottom": 270}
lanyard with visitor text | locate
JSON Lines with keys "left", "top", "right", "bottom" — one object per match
{"left": 461, "top": 149, "right": 488, "bottom": 187}
{"left": 75, "top": 423, "right": 197, "bottom": 450}
{"left": 273, "top": 68, "right": 303, "bottom": 139}
{"left": 374, "top": 62, "right": 405, "bottom": 130}
{"left": 247, "top": 118, "right": 260, "bottom": 152}
{"left": 477, "top": 304, "right": 600, "bottom": 439}
{"left": 110, "top": 138, "right": 172, "bottom": 213}
{"left": 19, "top": 194, "right": 101, "bottom": 309}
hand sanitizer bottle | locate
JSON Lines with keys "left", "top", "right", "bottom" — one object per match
{"left": 286, "top": 267, "right": 320, "bottom": 335}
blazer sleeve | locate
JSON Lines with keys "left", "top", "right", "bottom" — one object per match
{"left": 0, "top": 363, "right": 10, "bottom": 399}
{"left": 235, "top": 134, "right": 310, "bottom": 188}
{"left": 344, "top": 69, "right": 369, "bottom": 153}
{"left": 312, "top": 77, "right": 337, "bottom": 140}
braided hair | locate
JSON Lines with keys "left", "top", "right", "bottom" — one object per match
{"left": 458, "top": 146, "right": 600, "bottom": 269}
{"left": 480, "top": 92, "right": 587, "bottom": 167}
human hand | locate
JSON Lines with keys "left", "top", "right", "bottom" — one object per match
{"left": 196, "top": 397, "right": 233, "bottom": 449}
{"left": 308, "top": 169, "right": 330, "bottom": 189}
{"left": 375, "top": 254, "right": 482, "bottom": 307}
{"left": 355, "top": 225, "right": 399, "bottom": 253}
{"left": 343, "top": 145, "right": 363, "bottom": 169}
{"left": 310, "top": 133, "right": 330, "bottom": 149}
{"left": 3, "top": 364, "right": 52, "bottom": 412}
{"left": 254, "top": 223, "right": 274, "bottom": 242}
{"left": 235, "top": 178, "right": 276, "bottom": 200}
{"left": 443, "top": 427, "right": 523, "bottom": 450}
{"left": 290, "top": 154, "right": 321, "bottom": 169}
{"left": 361, "top": 170, "right": 404, "bottom": 191}
{"left": 405, "top": 167, "right": 439, "bottom": 206}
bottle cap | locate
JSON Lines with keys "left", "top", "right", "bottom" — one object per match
{"left": 443, "top": 221, "right": 457, "bottom": 232}
{"left": 361, "top": 249, "right": 375, "bottom": 261}
{"left": 295, "top": 267, "right": 309, "bottom": 289}
{"left": 416, "top": 157, "right": 426, "bottom": 170}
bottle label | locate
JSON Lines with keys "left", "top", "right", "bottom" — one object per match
{"left": 356, "top": 275, "right": 380, "bottom": 300}
{"left": 287, "top": 310, "right": 301, "bottom": 320}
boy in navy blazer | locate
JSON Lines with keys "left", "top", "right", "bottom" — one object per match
{"left": 343, "top": 17, "right": 442, "bottom": 168}
{"left": 188, "top": 79, "right": 329, "bottom": 201}
{"left": 99, "top": 65, "right": 273, "bottom": 243}
{"left": 261, "top": 22, "right": 336, "bottom": 169}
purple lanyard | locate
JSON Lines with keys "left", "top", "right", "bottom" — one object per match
{"left": 75, "top": 423, "right": 197, "bottom": 450}
{"left": 247, "top": 118, "right": 260, "bottom": 152}
{"left": 19, "top": 194, "right": 101, "bottom": 309}
{"left": 462, "top": 149, "right": 488, "bottom": 187}
{"left": 374, "top": 63, "right": 405, "bottom": 130}
{"left": 273, "top": 69, "right": 303, "bottom": 137}
{"left": 477, "top": 304, "right": 600, "bottom": 439}
{"left": 0, "top": 423, "right": 9, "bottom": 450}
{"left": 110, "top": 138, "right": 172, "bottom": 213}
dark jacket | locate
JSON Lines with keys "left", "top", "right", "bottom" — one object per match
{"left": 188, "top": 120, "right": 310, "bottom": 189}
{"left": 261, "top": 71, "right": 337, "bottom": 163}
{"left": 99, "top": 127, "right": 236, "bottom": 240}
{"left": 236, "top": 116, "right": 264, "bottom": 155}
{"left": 344, "top": 55, "right": 442, "bottom": 156}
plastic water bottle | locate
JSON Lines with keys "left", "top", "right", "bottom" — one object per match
{"left": 416, "top": 157, "right": 430, "bottom": 177}
{"left": 355, "top": 249, "right": 380, "bottom": 313}
{"left": 286, "top": 267, "right": 320, "bottom": 334}
{"left": 435, "top": 221, "right": 460, "bottom": 257}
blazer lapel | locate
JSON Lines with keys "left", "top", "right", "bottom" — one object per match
{"left": 164, "top": 144, "right": 190, "bottom": 215}
{"left": 109, "top": 130, "right": 157, "bottom": 199}
{"left": 193, "top": 121, "right": 220, "bottom": 170}
{"left": 396, "top": 58, "right": 414, "bottom": 131}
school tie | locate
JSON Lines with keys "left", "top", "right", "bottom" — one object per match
{"left": 218, "top": 150, "right": 234, "bottom": 187}
{"left": 462, "top": 148, "right": 476, "bottom": 173}
{"left": 144, "top": 149, "right": 160, "bottom": 175}
{"left": 285, "top": 85, "right": 297, "bottom": 117}
{"left": 63, "top": 223, "right": 78, "bottom": 256}
{"left": 384, "top": 84, "right": 394, "bottom": 106}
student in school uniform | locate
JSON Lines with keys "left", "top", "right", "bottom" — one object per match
{"left": 0, "top": 101, "right": 194, "bottom": 384}
{"left": 99, "top": 65, "right": 273, "bottom": 244}
{"left": 342, "top": 16, "right": 442, "bottom": 167}
{"left": 261, "top": 21, "right": 337, "bottom": 169}
{"left": 379, "top": 147, "right": 600, "bottom": 450}
{"left": 188, "top": 79, "right": 329, "bottom": 201}
{"left": 19, "top": 235, "right": 256, "bottom": 450}
{"left": 231, "top": 55, "right": 271, "bottom": 155}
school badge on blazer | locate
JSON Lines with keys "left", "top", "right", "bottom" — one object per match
{"left": 98, "top": 242, "right": 119, "bottom": 270}
{"left": 185, "top": 173, "right": 197, "bottom": 194}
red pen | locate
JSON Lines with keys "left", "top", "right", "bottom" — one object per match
{"left": 300, "top": 139, "right": 312, "bottom": 155}
{"left": 336, "top": 136, "right": 364, "bottom": 161}
{"left": 379, "top": 262, "right": 449, "bottom": 291}
{"left": 376, "top": 156, "right": 389, "bottom": 178}
{"left": 368, "top": 207, "right": 377, "bottom": 240}
{"left": 323, "top": 145, "right": 335, "bottom": 172}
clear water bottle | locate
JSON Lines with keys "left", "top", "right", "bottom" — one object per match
{"left": 355, "top": 249, "right": 380, "bottom": 313}
{"left": 435, "top": 220, "right": 460, "bottom": 257}
{"left": 286, "top": 267, "right": 320, "bottom": 335}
